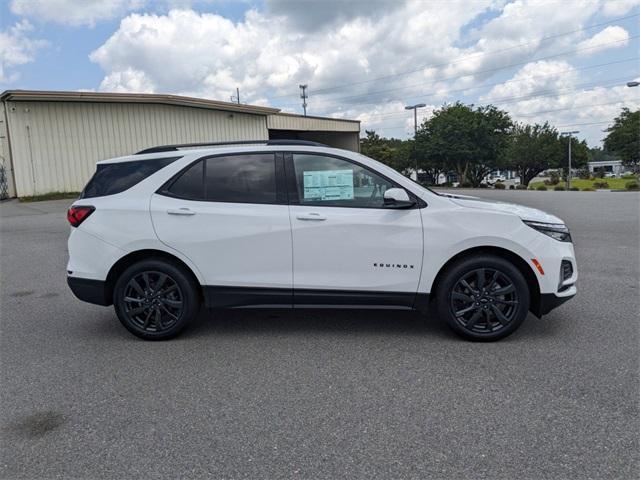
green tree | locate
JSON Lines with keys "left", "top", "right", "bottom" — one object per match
{"left": 603, "top": 108, "right": 640, "bottom": 172}
{"left": 360, "top": 130, "right": 412, "bottom": 174}
{"left": 505, "top": 122, "right": 562, "bottom": 186}
{"left": 415, "top": 102, "right": 512, "bottom": 187}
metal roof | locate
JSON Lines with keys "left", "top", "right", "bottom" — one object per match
{"left": 0, "top": 90, "right": 280, "bottom": 116}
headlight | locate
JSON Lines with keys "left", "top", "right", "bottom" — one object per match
{"left": 523, "top": 220, "right": 572, "bottom": 242}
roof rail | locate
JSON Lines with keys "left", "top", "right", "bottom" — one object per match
{"left": 135, "top": 139, "right": 327, "bottom": 155}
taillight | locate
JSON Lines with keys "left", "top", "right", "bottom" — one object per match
{"left": 67, "top": 206, "right": 95, "bottom": 227}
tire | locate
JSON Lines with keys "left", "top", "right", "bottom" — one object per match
{"left": 435, "top": 254, "right": 530, "bottom": 341}
{"left": 113, "top": 258, "right": 200, "bottom": 340}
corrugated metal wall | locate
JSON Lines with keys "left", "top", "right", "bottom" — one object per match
{"left": 0, "top": 102, "right": 17, "bottom": 198}
{"left": 267, "top": 114, "right": 359, "bottom": 132}
{"left": 4, "top": 101, "right": 269, "bottom": 196}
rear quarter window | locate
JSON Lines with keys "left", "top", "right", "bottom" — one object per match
{"left": 81, "top": 156, "right": 181, "bottom": 199}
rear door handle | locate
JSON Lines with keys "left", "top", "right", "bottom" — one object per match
{"left": 296, "top": 212, "right": 326, "bottom": 221}
{"left": 167, "top": 208, "right": 196, "bottom": 216}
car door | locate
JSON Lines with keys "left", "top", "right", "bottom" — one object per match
{"left": 150, "top": 152, "right": 293, "bottom": 307}
{"left": 286, "top": 153, "right": 424, "bottom": 308}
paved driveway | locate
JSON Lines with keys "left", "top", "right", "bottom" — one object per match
{"left": 1, "top": 191, "right": 638, "bottom": 479}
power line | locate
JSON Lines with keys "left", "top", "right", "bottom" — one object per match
{"left": 270, "top": 12, "right": 640, "bottom": 100}
{"left": 371, "top": 97, "right": 637, "bottom": 132}
{"left": 275, "top": 35, "right": 639, "bottom": 109}
{"left": 358, "top": 75, "right": 636, "bottom": 123}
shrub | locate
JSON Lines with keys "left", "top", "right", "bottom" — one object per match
{"left": 625, "top": 180, "right": 639, "bottom": 190}
{"left": 592, "top": 181, "right": 609, "bottom": 189}
{"left": 509, "top": 185, "right": 515, "bottom": 190}
{"left": 582, "top": 187, "right": 595, "bottom": 191}
{"left": 459, "top": 181, "right": 472, "bottom": 188}
{"left": 577, "top": 168, "right": 590, "bottom": 180}
{"left": 516, "top": 184, "right": 527, "bottom": 190}
{"left": 536, "top": 185, "right": 548, "bottom": 191}
{"left": 494, "top": 182, "right": 506, "bottom": 189}
{"left": 441, "top": 181, "right": 453, "bottom": 187}
{"left": 569, "top": 187, "right": 579, "bottom": 191}
{"left": 546, "top": 171, "right": 560, "bottom": 185}
{"left": 478, "top": 183, "right": 489, "bottom": 189}
{"left": 553, "top": 185, "right": 565, "bottom": 191}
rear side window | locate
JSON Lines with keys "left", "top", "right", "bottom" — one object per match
{"left": 205, "top": 154, "right": 276, "bottom": 204}
{"left": 163, "top": 154, "right": 277, "bottom": 204}
{"left": 81, "top": 156, "right": 180, "bottom": 199}
{"left": 166, "top": 160, "right": 205, "bottom": 200}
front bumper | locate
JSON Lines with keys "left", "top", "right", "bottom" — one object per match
{"left": 536, "top": 285, "right": 577, "bottom": 316}
{"left": 67, "top": 276, "right": 111, "bottom": 306}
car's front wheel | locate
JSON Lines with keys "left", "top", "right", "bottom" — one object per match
{"left": 113, "top": 258, "right": 200, "bottom": 340}
{"left": 436, "top": 255, "right": 530, "bottom": 341}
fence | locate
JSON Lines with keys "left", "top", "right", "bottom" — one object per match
{"left": 0, "top": 163, "right": 8, "bottom": 200}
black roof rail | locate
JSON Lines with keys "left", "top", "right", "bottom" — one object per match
{"left": 135, "top": 139, "right": 327, "bottom": 155}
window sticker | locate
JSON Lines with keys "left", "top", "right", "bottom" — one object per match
{"left": 303, "top": 169, "right": 354, "bottom": 201}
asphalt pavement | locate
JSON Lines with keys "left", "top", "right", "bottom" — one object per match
{"left": 1, "top": 191, "right": 638, "bottom": 479}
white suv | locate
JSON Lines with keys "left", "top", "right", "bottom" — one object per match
{"left": 67, "top": 140, "right": 577, "bottom": 341}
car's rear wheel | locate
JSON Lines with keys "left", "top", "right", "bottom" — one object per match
{"left": 113, "top": 259, "right": 200, "bottom": 340}
{"left": 436, "top": 255, "right": 530, "bottom": 341}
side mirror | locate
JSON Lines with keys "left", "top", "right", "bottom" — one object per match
{"left": 383, "top": 188, "right": 415, "bottom": 208}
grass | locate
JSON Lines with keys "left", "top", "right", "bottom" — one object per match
{"left": 529, "top": 177, "right": 638, "bottom": 190}
{"left": 19, "top": 191, "right": 80, "bottom": 202}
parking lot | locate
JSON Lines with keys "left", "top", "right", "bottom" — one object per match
{"left": 1, "top": 190, "right": 638, "bottom": 479}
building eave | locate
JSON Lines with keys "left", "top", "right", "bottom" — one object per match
{"left": 0, "top": 90, "right": 281, "bottom": 116}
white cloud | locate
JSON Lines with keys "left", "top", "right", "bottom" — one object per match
{"left": 10, "top": 0, "right": 146, "bottom": 27}
{"left": 577, "top": 25, "right": 630, "bottom": 55}
{"left": 99, "top": 68, "right": 155, "bottom": 92}
{"left": 481, "top": 60, "right": 640, "bottom": 145}
{"left": 0, "top": 20, "right": 48, "bottom": 83}
{"left": 601, "top": 0, "right": 640, "bottom": 16}
{"left": 79, "top": 0, "right": 637, "bottom": 146}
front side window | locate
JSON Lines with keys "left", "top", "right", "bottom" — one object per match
{"left": 292, "top": 154, "right": 395, "bottom": 208}
{"left": 205, "top": 154, "right": 276, "bottom": 204}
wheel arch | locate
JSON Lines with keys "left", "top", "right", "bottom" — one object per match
{"left": 430, "top": 246, "right": 542, "bottom": 317}
{"left": 105, "top": 249, "right": 204, "bottom": 304}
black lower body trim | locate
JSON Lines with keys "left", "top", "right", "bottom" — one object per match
{"left": 204, "top": 286, "right": 292, "bottom": 308}
{"left": 536, "top": 292, "right": 575, "bottom": 316}
{"left": 67, "top": 277, "right": 111, "bottom": 306}
{"left": 204, "top": 286, "right": 425, "bottom": 310}
{"left": 294, "top": 288, "right": 416, "bottom": 308}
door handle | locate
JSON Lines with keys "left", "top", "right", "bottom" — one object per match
{"left": 167, "top": 208, "right": 196, "bottom": 216}
{"left": 296, "top": 212, "right": 326, "bottom": 221}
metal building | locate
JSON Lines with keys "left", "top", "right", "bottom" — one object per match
{"left": 0, "top": 90, "right": 360, "bottom": 198}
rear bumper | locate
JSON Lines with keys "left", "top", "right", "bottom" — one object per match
{"left": 67, "top": 276, "right": 111, "bottom": 306}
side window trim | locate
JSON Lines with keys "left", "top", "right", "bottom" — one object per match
{"left": 158, "top": 151, "right": 286, "bottom": 205}
{"left": 284, "top": 151, "right": 424, "bottom": 209}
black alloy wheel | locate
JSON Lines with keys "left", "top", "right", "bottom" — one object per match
{"left": 113, "top": 259, "right": 200, "bottom": 340}
{"left": 123, "top": 271, "right": 183, "bottom": 333}
{"left": 450, "top": 268, "right": 519, "bottom": 334}
{"left": 436, "top": 255, "right": 530, "bottom": 341}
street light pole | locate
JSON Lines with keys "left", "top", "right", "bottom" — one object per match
{"left": 404, "top": 103, "right": 426, "bottom": 181}
{"left": 561, "top": 130, "right": 579, "bottom": 189}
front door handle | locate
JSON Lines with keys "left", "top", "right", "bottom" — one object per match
{"left": 296, "top": 212, "right": 326, "bottom": 221}
{"left": 167, "top": 208, "right": 196, "bottom": 216}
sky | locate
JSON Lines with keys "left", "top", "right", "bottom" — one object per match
{"left": 1, "top": 0, "right": 639, "bottom": 146}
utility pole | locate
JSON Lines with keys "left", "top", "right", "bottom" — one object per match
{"left": 299, "top": 84, "right": 308, "bottom": 116}
{"left": 561, "top": 130, "right": 579, "bottom": 190}
{"left": 230, "top": 87, "right": 240, "bottom": 104}
{"left": 404, "top": 103, "right": 426, "bottom": 181}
